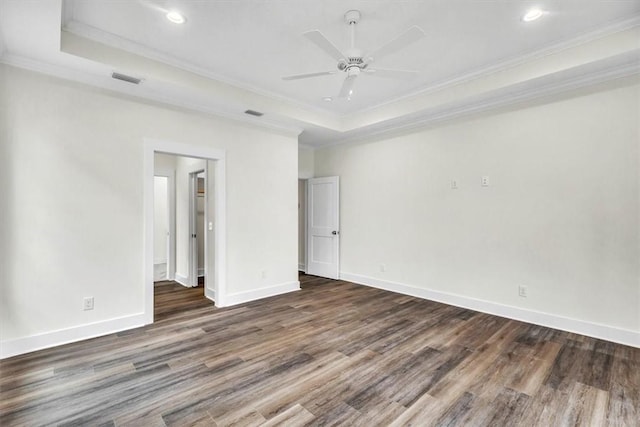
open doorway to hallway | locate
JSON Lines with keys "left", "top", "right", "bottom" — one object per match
{"left": 152, "top": 152, "right": 212, "bottom": 319}
{"left": 145, "top": 139, "right": 226, "bottom": 324}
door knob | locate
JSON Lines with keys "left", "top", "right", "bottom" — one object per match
{"left": 332, "top": 230, "right": 339, "bottom": 235}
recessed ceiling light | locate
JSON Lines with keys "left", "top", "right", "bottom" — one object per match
{"left": 522, "top": 8, "right": 545, "bottom": 22}
{"left": 323, "top": 97, "right": 333, "bottom": 102}
{"left": 166, "top": 10, "right": 186, "bottom": 24}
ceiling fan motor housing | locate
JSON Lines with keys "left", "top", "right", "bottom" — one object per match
{"left": 338, "top": 48, "right": 365, "bottom": 72}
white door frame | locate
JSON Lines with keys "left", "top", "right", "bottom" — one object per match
{"left": 144, "top": 138, "right": 227, "bottom": 324}
{"left": 155, "top": 168, "right": 176, "bottom": 281}
{"left": 189, "top": 169, "right": 205, "bottom": 287}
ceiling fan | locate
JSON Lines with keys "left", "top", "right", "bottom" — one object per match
{"left": 283, "top": 10, "right": 425, "bottom": 99}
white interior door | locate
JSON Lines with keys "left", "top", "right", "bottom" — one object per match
{"left": 306, "top": 176, "right": 339, "bottom": 279}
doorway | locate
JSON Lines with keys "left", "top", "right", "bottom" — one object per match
{"left": 144, "top": 139, "right": 227, "bottom": 325}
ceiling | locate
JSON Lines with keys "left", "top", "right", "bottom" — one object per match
{"left": 1, "top": 0, "right": 639, "bottom": 146}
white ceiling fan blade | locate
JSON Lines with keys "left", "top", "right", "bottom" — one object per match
{"left": 282, "top": 71, "right": 337, "bottom": 81}
{"left": 304, "top": 30, "right": 347, "bottom": 61}
{"left": 338, "top": 75, "right": 357, "bottom": 98}
{"left": 364, "top": 68, "right": 419, "bottom": 79}
{"left": 367, "top": 26, "right": 425, "bottom": 63}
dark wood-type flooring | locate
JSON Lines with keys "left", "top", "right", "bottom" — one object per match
{"left": 1, "top": 274, "right": 638, "bottom": 426}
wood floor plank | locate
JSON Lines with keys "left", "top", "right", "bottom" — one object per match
{"left": 259, "top": 404, "right": 315, "bottom": 427}
{"left": 0, "top": 273, "right": 638, "bottom": 426}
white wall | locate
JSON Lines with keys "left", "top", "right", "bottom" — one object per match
{"left": 154, "top": 153, "right": 176, "bottom": 281}
{"left": 153, "top": 176, "right": 168, "bottom": 265}
{"left": 174, "top": 156, "right": 206, "bottom": 281}
{"left": 299, "top": 145, "right": 314, "bottom": 179}
{"left": 154, "top": 152, "right": 177, "bottom": 172}
{"left": 315, "top": 83, "right": 640, "bottom": 343}
{"left": 0, "top": 64, "right": 298, "bottom": 352}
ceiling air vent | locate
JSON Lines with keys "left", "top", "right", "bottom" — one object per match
{"left": 244, "top": 109, "right": 264, "bottom": 117}
{"left": 111, "top": 72, "right": 142, "bottom": 85}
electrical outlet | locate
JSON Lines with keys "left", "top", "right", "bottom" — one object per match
{"left": 518, "top": 285, "right": 527, "bottom": 298}
{"left": 481, "top": 176, "right": 490, "bottom": 187}
{"left": 380, "top": 264, "right": 386, "bottom": 273}
{"left": 451, "top": 180, "right": 458, "bottom": 189}
{"left": 261, "top": 270, "right": 267, "bottom": 279}
{"left": 83, "top": 297, "right": 94, "bottom": 311}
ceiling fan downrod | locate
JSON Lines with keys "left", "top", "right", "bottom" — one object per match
{"left": 345, "top": 10, "right": 360, "bottom": 49}
{"left": 339, "top": 10, "right": 364, "bottom": 73}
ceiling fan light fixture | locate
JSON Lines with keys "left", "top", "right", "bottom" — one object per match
{"left": 166, "top": 10, "right": 186, "bottom": 24}
{"left": 522, "top": 8, "right": 545, "bottom": 22}
{"left": 347, "top": 67, "right": 360, "bottom": 77}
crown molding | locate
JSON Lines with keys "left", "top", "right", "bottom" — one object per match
{"left": 63, "top": 15, "right": 640, "bottom": 122}
{"left": 3, "top": 46, "right": 635, "bottom": 150}
{"left": 0, "top": 53, "right": 303, "bottom": 138}
{"left": 62, "top": 20, "right": 340, "bottom": 120}
{"left": 317, "top": 51, "right": 640, "bottom": 148}
{"left": 348, "top": 15, "right": 640, "bottom": 118}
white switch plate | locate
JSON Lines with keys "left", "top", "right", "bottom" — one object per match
{"left": 380, "top": 264, "right": 386, "bottom": 272}
{"left": 451, "top": 180, "right": 458, "bottom": 189}
{"left": 208, "top": 222, "right": 213, "bottom": 231}
{"left": 518, "top": 285, "right": 527, "bottom": 298}
{"left": 83, "top": 297, "right": 94, "bottom": 310}
{"left": 481, "top": 176, "right": 490, "bottom": 187}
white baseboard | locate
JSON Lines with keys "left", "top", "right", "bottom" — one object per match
{"left": 174, "top": 273, "right": 189, "bottom": 287}
{"left": 204, "top": 288, "right": 216, "bottom": 302}
{"left": 340, "top": 272, "right": 640, "bottom": 349}
{"left": 0, "top": 313, "right": 146, "bottom": 359}
{"left": 224, "top": 281, "right": 300, "bottom": 307}
{"left": 298, "top": 263, "right": 306, "bottom": 272}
